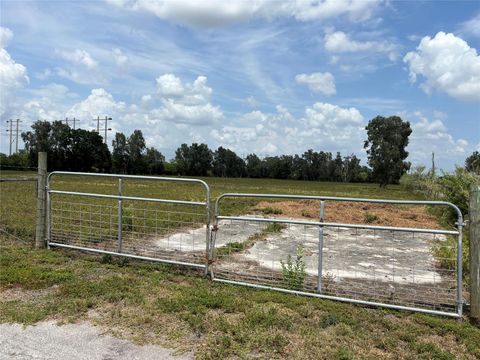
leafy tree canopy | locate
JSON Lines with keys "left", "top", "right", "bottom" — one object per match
{"left": 364, "top": 115, "right": 412, "bottom": 187}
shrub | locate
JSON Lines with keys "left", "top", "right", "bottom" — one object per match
{"left": 281, "top": 245, "right": 306, "bottom": 290}
{"left": 364, "top": 212, "right": 378, "bottom": 223}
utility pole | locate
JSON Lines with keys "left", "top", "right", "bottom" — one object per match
{"left": 93, "top": 116, "right": 112, "bottom": 144}
{"left": 15, "top": 118, "right": 21, "bottom": 153}
{"left": 6, "top": 119, "right": 21, "bottom": 155}
{"left": 431, "top": 152, "right": 435, "bottom": 178}
{"left": 6, "top": 119, "right": 13, "bottom": 155}
{"left": 104, "top": 116, "right": 112, "bottom": 145}
{"left": 71, "top": 117, "right": 79, "bottom": 130}
{"left": 63, "top": 117, "right": 80, "bottom": 129}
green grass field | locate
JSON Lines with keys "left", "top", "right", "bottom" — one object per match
{"left": 0, "top": 170, "right": 423, "bottom": 239}
{"left": 1, "top": 171, "right": 478, "bottom": 359}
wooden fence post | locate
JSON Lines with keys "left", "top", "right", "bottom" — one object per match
{"left": 35, "top": 152, "right": 47, "bottom": 249}
{"left": 470, "top": 185, "right": 480, "bottom": 322}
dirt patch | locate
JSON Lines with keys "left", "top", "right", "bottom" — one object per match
{"left": 254, "top": 201, "right": 443, "bottom": 229}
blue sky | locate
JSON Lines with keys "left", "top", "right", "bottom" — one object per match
{"left": 1, "top": 0, "right": 479, "bottom": 170}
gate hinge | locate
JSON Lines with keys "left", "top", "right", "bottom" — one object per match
{"left": 211, "top": 224, "right": 219, "bottom": 232}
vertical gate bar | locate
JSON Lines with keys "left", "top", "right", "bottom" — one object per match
{"left": 457, "top": 216, "right": 463, "bottom": 317}
{"left": 205, "top": 185, "right": 211, "bottom": 277}
{"left": 46, "top": 185, "right": 51, "bottom": 249}
{"left": 317, "top": 200, "right": 325, "bottom": 293}
{"left": 209, "top": 196, "right": 220, "bottom": 280}
{"left": 117, "top": 177, "right": 123, "bottom": 253}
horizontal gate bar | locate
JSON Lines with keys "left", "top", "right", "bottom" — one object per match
{"left": 217, "top": 215, "right": 459, "bottom": 235}
{"left": 216, "top": 192, "right": 464, "bottom": 208}
{"left": 48, "top": 171, "right": 210, "bottom": 187}
{"left": 49, "top": 190, "right": 206, "bottom": 206}
{"left": 213, "top": 278, "right": 460, "bottom": 318}
{"left": 49, "top": 242, "right": 206, "bottom": 269}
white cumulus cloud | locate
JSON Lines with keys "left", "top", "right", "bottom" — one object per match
{"left": 295, "top": 72, "right": 336, "bottom": 96}
{"left": 457, "top": 13, "right": 480, "bottom": 38}
{"left": 155, "top": 74, "right": 222, "bottom": 125}
{"left": 0, "top": 27, "right": 13, "bottom": 48}
{"left": 113, "top": 48, "right": 128, "bottom": 69}
{"left": 57, "top": 49, "right": 98, "bottom": 69}
{"left": 403, "top": 32, "right": 480, "bottom": 101}
{"left": 108, "top": 0, "right": 382, "bottom": 28}
{"left": 324, "top": 31, "right": 398, "bottom": 60}
{"left": 0, "top": 27, "right": 29, "bottom": 118}
{"left": 67, "top": 88, "right": 126, "bottom": 121}
{"left": 403, "top": 111, "right": 472, "bottom": 167}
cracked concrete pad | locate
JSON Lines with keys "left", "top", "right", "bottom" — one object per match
{"left": 0, "top": 321, "right": 192, "bottom": 360}
{"left": 154, "top": 219, "right": 265, "bottom": 252}
{"left": 242, "top": 224, "right": 446, "bottom": 284}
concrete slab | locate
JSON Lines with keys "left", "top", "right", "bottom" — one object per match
{"left": 242, "top": 224, "right": 446, "bottom": 284}
{"left": 0, "top": 321, "right": 192, "bottom": 360}
{"left": 151, "top": 217, "right": 447, "bottom": 285}
{"left": 154, "top": 219, "right": 265, "bottom": 252}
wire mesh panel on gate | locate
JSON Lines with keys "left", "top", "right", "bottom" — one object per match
{"left": 211, "top": 194, "right": 462, "bottom": 317}
{"left": 48, "top": 172, "right": 210, "bottom": 269}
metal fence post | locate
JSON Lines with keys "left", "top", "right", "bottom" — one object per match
{"left": 117, "top": 177, "right": 123, "bottom": 253}
{"left": 35, "top": 152, "right": 47, "bottom": 249}
{"left": 470, "top": 185, "right": 480, "bottom": 322}
{"left": 317, "top": 200, "right": 325, "bottom": 293}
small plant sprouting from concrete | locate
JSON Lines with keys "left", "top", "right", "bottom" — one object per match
{"left": 281, "top": 245, "right": 307, "bottom": 291}
{"left": 266, "top": 222, "right": 286, "bottom": 233}
{"left": 217, "top": 223, "right": 287, "bottom": 256}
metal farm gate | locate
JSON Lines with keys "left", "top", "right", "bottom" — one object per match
{"left": 47, "top": 172, "right": 210, "bottom": 270}
{"left": 209, "top": 193, "right": 464, "bottom": 318}
{"left": 45, "top": 174, "right": 465, "bottom": 318}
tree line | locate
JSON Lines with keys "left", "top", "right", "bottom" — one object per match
{"left": 2, "top": 116, "right": 477, "bottom": 186}
{"left": 10, "top": 120, "right": 371, "bottom": 182}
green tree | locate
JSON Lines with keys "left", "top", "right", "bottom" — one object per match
{"left": 212, "top": 147, "right": 245, "bottom": 177}
{"left": 22, "top": 120, "right": 70, "bottom": 169}
{"left": 332, "top": 152, "right": 344, "bottom": 182}
{"left": 465, "top": 151, "right": 480, "bottom": 175}
{"left": 68, "top": 129, "right": 111, "bottom": 172}
{"left": 174, "top": 143, "right": 212, "bottom": 176}
{"left": 22, "top": 120, "right": 110, "bottom": 172}
{"left": 364, "top": 115, "right": 412, "bottom": 187}
{"left": 144, "top": 147, "right": 165, "bottom": 175}
{"left": 245, "top": 153, "right": 264, "bottom": 178}
{"left": 127, "top": 130, "right": 146, "bottom": 174}
{"left": 112, "top": 132, "right": 129, "bottom": 174}
{"left": 343, "top": 154, "right": 362, "bottom": 182}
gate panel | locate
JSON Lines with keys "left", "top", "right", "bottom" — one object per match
{"left": 47, "top": 172, "right": 210, "bottom": 269}
{"left": 211, "top": 193, "right": 463, "bottom": 317}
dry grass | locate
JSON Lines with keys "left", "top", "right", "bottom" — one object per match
{"left": 255, "top": 200, "right": 443, "bottom": 229}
